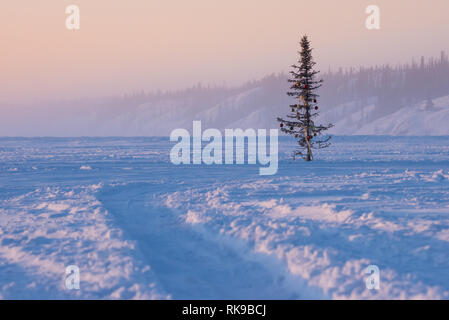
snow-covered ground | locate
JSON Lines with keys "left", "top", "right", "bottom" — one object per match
{"left": 1, "top": 136, "right": 449, "bottom": 299}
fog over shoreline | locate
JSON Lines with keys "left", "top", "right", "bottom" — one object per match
{"left": 1, "top": 51, "right": 449, "bottom": 136}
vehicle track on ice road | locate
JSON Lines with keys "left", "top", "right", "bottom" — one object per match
{"left": 98, "top": 182, "right": 307, "bottom": 299}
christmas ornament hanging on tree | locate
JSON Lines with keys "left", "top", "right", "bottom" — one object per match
{"left": 277, "top": 35, "right": 333, "bottom": 161}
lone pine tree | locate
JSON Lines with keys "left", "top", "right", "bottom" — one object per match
{"left": 278, "top": 35, "right": 333, "bottom": 161}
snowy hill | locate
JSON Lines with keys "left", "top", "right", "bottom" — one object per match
{"left": 321, "top": 95, "right": 449, "bottom": 136}
{"left": 1, "top": 88, "right": 449, "bottom": 136}
{"left": 122, "top": 92, "right": 449, "bottom": 136}
{"left": 3, "top": 52, "right": 449, "bottom": 136}
{"left": 352, "top": 96, "right": 449, "bottom": 135}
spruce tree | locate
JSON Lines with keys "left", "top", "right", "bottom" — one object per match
{"left": 278, "top": 35, "right": 333, "bottom": 161}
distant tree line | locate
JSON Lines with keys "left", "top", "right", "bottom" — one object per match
{"left": 114, "top": 51, "right": 449, "bottom": 118}
{"left": 319, "top": 51, "right": 449, "bottom": 117}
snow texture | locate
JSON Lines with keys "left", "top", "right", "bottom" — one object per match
{"left": 1, "top": 136, "right": 449, "bottom": 299}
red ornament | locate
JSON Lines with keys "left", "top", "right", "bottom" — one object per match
{"left": 280, "top": 123, "right": 283, "bottom": 128}
{"left": 315, "top": 106, "right": 318, "bottom": 110}
{"left": 304, "top": 85, "right": 308, "bottom": 89}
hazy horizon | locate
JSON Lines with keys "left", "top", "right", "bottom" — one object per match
{"left": 2, "top": 0, "right": 449, "bottom": 105}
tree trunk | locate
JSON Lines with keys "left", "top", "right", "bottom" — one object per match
{"left": 305, "top": 150, "right": 312, "bottom": 161}
{"left": 303, "top": 125, "right": 313, "bottom": 161}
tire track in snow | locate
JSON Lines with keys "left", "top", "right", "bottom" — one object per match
{"left": 98, "top": 182, "right": 319, "bottom": 299}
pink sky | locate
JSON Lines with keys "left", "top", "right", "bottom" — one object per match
{"left": 1, "top": 0, "right": 448, "bottom": 104}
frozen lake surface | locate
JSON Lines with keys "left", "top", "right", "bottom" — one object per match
{"left": 0, "top": 136, "right": 448, "bottom": 299}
